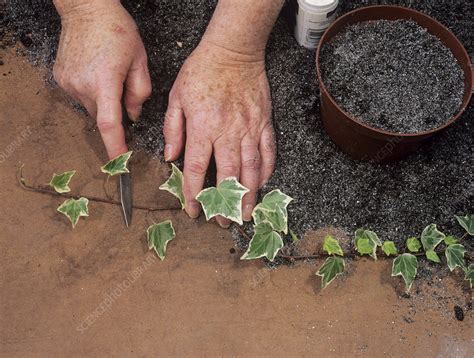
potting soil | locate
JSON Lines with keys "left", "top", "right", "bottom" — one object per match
{"left": 319, "top": 19, "right": 465, "bottom": 134}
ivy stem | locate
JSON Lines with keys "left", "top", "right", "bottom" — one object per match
{"left": 237, "top": 226, "right": 354, "bottom": 260}
{"left": 17, "top": 165, "right": 182, "bottom": 212}
{"left": 235, "top": 225, "right": 472, "bottom": 261}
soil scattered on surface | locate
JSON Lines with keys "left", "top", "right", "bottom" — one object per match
{"left": 4, "top": 1, "right": 473, "bottom": 255}
{"left": 320, "top": 19, "right": 465, "bottom": 133}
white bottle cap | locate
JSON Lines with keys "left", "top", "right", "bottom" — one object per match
{"left": 297, "top": 0, "right": 339, "bottom": 13}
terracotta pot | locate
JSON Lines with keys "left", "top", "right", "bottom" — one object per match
{"left": 315, "top": 5, "right": 473, "bottom": 162}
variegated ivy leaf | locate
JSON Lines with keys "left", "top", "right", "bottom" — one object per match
{"left": 356, "top": 238, "right": 373, "bottom": 256}
{"left": 147, "top": 220, "right": 176, "bottom": 261}
{"left": 49, "top": 170, "right": 76, "bottom": 193}
{"left": 316, "top": 256, "right": 345, "bottom": 289}
{"left": 252, "top": 189, "right": 293, "bottom": 234}
{"left": 406, "top": 237, "right": 421, "bottom": 253}
{"left": 259, "top": 189, "right": 293, "bottom": 211}
{"left": 252, "top": 205, "right": 287, "bottom": 233}
{"left": 240, "top": 222, "right": 283, "bottom": 262}
{"left": 196, "top": 177, "right": 249, "bottom": 225}
{"left": 392, "top": 253, "right": 418, "bottom": 292}
{"left": 420, "top": 224, "right": 445, "bottom": 252}
{"left": 159, "top": 163, "right": 185, "bottom": 209}
{"left": 323, "top": 235, "right": 344, "bottom": 256}
{"left": 354, "top": 229, "right": 381, "bottom": 259}
{"left": 465, "top": 264, "right": 474, "bottom": 288}
{"left": 100, "top": 151, "right": 133, "bottom": 176}
{"left": 444, "top": 235, "right": 458, "bottom": 246}
{"left": 455, "top": 214, "right": 474, "bottom": 236}
{"left": 382, "top": 241, "right": 398, "bottom": 256}
{"left": 57, "top": 197, "right": 89, "bottom": 228}
{"left": 445, "top": 244, "right": 466, "bottom": 271}
{"left": 425, "top": 250, "right": 440, "bottom": 263}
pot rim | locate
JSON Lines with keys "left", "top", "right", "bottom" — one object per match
{"left": 315, "top": 5, "right": 473, "bottom": 138}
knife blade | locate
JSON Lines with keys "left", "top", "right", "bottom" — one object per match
{"left": 120, "top": 101, "right": 133, "bottom": 227}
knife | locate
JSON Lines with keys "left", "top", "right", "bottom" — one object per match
{"left": 120, "top": 101, "right": 133, "bottom": 227}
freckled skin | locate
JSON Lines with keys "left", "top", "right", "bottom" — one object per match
{"left": 53, "top": 0, "right": 151, "bottom": 159}
{"left": 53, "top": 0, "right": 283, "bottom": 225}
{"left": 165, "top": 45, "right": 280, "bottom": 226}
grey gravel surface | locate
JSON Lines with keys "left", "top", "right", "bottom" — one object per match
{"left": 4, "top": 1, "right": 473, "bottom": 258}
{"left": 320, "top": 20, "right": 465, "bottom": 133}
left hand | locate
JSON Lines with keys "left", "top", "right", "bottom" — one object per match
{"left": 163, "top": 41, "right": 276, "bottom": 227}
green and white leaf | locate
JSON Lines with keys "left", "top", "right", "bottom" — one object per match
{"left": 253, "top": 205, "right": 287, "bottom": 233}
{"left": 425, "top": 250, "right": 441, "bottom": 263}
{"left": 316, "top": 256, "right": 345, "bottom": 289}
{"left": 420, "top": 224, "right": 445, "bottom": 252}
{"left": 147, "top": 220, "right": 176, "bottom": 261}
{"left": 356, "top": 238, "right": 373, "bottom": 256}
{"left": 406, "top": 237, "right": 422, "bottom": 253}
{"left": 49, "top": 170, "right": 76, "bottom": 193}
{"left": 240, "top": 222, "right": 283, "bottom": 262}
{"left": 444, "top": 235, "right": 458, "bottom": 246}
{"left": 252, "top": 189, "right": 293, "bottom": 234}
{"left": 259, "top": 189, "right": 293, "bottom": 211}
{"left": 445, "top": 244, "right": 466, "bottom": 271}
{"left": 57, "top": 197, "right": 89, "bottom": 228}
{"left": 196, "top": 177, "right": 249, "bottom": 225}
{"left": 323, "top": 235, "right": 344, "bottom": 256}
{"left": 392, "top": 253, "right": 418, "bottom": 292}
{"left": 355, "top": 229, "right": 381, "bottom": 259}
{"left": 100, "top": 151, "right": 133, "bottom": 176}
{"left": 382, "top": 241, "right": 398, "bottom": 256}
{"left": 464, "top": 264, "right": 474, "bottom": 288}
{"left": 159, "top": 163, "right": 185, "bottom": 209}
{"left": 455, "top": 214, "right": 474, "bottom": 236}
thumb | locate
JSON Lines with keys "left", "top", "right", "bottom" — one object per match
{"left": 124, "top": 55, "right": 152, "bottom": 121}
{"left": 163, "top": 92, "right": 185, "bottom": 161}
{"left": 96, "top": 90, "right": 127, "bottom": 159}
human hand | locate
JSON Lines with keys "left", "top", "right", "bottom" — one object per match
{"left": 164, "top": 41, "right": 276, "bottom": 227}
{"left": 53, "top": 0, "right": 151, "bottom": 159}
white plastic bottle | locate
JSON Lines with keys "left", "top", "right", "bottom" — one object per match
{"left": 294, "top": 0, "right": 339, "bottom": 49}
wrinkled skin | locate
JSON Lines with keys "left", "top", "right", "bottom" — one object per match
{"left": 53, "top": 2, "right": 151, "bottom": 159}
{"left": 53, "top": 1, "right": 277, "bottom": 227}
{"left": 164, "top": 43, "right": 276, "bottom": 225}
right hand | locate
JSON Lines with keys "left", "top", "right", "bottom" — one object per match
{"left": 53, "top": 0, "right": 151, "bottom": 159}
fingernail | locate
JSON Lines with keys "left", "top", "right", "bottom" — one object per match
{"left": 187, "top": 201, "right": 201, "bottom": 219}
{"left": 219, "top": 221, "right": 230, "bottom": 229}
{"left": 217, "top": 217, "right": 231, "bottom": 228}
{"left": 243, "top": 204, "right": 253, "bottom": 221}
{"left": 128, "top": 105, "right": 142, "bottom": 122}
{"left": 164, "top": 144, "right": 173, "bottom": 161}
